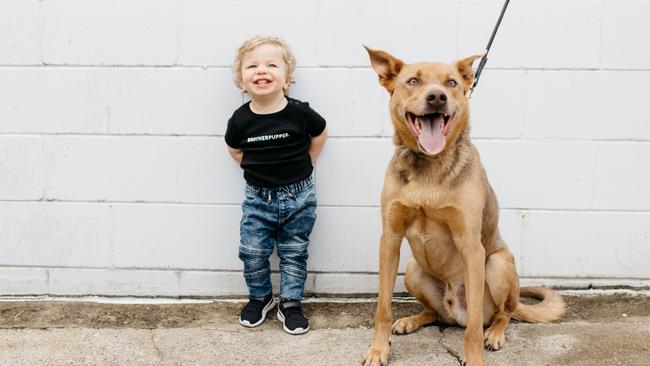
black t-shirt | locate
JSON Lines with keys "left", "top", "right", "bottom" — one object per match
{"left": 225, "top": 97, "right": 326, "bottom": 187}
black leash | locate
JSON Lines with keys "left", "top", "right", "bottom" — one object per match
{"left": 470, "top": 0, "right": 511, "bottom": 97}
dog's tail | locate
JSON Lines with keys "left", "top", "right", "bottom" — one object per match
{"left": 512, "top": 287, "right": 567, "bottom": 323}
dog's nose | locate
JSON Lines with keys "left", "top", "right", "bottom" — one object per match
{"left": 426, "top": 89, "right": 447, "bottom": 108}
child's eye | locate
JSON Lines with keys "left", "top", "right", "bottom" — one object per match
{"left": 246, "top": 65, "right": 256, "bottom": 69}
{"left": 268, "top": 64, "right": 277, "bottom": 68}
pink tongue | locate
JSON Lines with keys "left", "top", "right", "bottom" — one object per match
{"left": 418, "top": 115, "right": 446, "bottom": 155}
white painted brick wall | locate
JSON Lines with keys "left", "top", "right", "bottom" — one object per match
{"left": 488, "top": 0, "right": 603, "bottom": 69}
{"left": 521, "top": 211, "right": 650, "bottom": 278}
{"left": 477, "top": 140, "right": 598, "bottom": 210}
{"left": 179, "top": 0, "right": 320, "bottom": 67}
{"left": 0, "top": 2, "right": 41, "bottom": 65}
{"left": 1, "top": 0, "right": 649, "bottom": 297}
{"left": 602, "top": 1, "right": 650, "bottom": 70}
{"left": 525, "top": 71, "right": 650, "bottom": 140}
{"left": 42, "top": 0, "right": 178, "bottom": 65}
{"left": 0, "top": 68, "right": 242, "bottom": 134}
{"left": 593, "top": 143, "right": 650, "bottom": 210}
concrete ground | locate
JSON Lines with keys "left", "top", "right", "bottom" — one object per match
{"left": 0, "top": 290, "right": 649, "bottom": 365}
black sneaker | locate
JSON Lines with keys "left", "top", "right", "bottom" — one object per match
{"left": 277, "top": 299, "right": 309, "bottom": 335}
{"left": 239, "top": 294, "right": 276, "bottom": 328}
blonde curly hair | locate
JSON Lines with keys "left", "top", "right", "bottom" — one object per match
{"left": 231, "top": 36, "right": 297, "bottom": 95}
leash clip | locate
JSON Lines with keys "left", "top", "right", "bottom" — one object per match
{"left": 470, "top": 0, "right": 510, "bottom": 98}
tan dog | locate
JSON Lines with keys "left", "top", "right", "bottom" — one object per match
{"left": 362, "top": 47, "right": 566, "bottom": 366}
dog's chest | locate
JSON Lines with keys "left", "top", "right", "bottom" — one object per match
{"left": 398, "top": 179, "right": 452, "bottom": 209}
{"left": 404, "top": 210, "right": 464, "bottom": 280}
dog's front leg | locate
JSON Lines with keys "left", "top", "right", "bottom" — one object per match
{"left": 363, "top": 231, "right": 402, "bottom": 366}
{"left": 363, "top": 204, "right": 412, "bottom": 366}
{"left": 451, "top": 224, "right": 485, "bottom": 366}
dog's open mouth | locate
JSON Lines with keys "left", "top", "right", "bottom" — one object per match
{"left": 405, "top": 112, "right": 455, "bottom": 156}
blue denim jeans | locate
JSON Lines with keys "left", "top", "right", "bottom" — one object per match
{"left": 238, "top": 175, "right": 317, "bottom": 300}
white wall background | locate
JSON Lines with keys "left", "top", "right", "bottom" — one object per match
{"left": 1, "top": 0, "right": 649, "bottom": 297}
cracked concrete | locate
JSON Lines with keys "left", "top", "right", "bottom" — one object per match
{"left": 0, "top": 292, "right": 649, "bottom": 365}
{"left": 149, "top": 331, "right": 164, "bottom": 363}
{"left": 438, "top": 328, "right": 464, "bottom": 365}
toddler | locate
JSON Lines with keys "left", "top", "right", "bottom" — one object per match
{"left": 225, "top": 36, "right": 327, "bottom": 335}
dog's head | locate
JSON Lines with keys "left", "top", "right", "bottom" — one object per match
{"left": 365, "top": 47, "right": 483, "bottom": 156}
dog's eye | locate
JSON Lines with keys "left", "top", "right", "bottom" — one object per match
{"left": 407, "top": 78, "right": 419, "bottom": 86}
{"left": 447, "top": 79, "right": 458, "bottom": 87}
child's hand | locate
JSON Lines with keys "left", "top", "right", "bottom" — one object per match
{"left": 228, "top": 147, "right": 244, "bottom": 164}
{"left": 309, "top": 128, "right": 328, "bottom": 165}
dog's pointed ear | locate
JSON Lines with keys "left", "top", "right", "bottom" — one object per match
{"left": 454, "top": 52, "right": 485, "bottom": 89}
{"left": 364, "top": 45, "right": 404, "bottom": 93}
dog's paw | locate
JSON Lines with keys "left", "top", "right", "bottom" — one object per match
{"left": 391, "top": 317, "right": 420, "bottom": 335}
{"left": 362, "top": 344, "right": 389, "bottom": 366}
{"left": 483, "top": 327, "right": 506, "bottom": 351}
{"left": 392, "top": 315, "right": 422, "bottom": 334}
{"left": 462, "top": 357, "right": 484, "bottom": 366}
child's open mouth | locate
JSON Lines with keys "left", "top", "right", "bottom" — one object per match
{"left": 254, "top": 78, "right": 272, "bottom": 85}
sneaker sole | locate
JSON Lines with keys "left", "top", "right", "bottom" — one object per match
{"left": 277, "top": 308, "right": 309, "bottom": 335}
{"left": 239, "top": 297, "right": 276, "bottom": 328}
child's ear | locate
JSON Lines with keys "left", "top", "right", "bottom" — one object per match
{"left": 364, "top": 45, "right": 404, "bottom": 94}
{"left": 453, "top": 52, "right": 485, "bottom": 90}
{"left": 283, "top": 76, "right": 290, "bottom": 95}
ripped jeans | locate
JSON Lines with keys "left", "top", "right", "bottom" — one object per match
{"left": 238, "top": 175, "right": 316, "bottom": 300}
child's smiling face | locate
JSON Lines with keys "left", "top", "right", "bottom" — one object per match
{"left": 240, "top": 44, "right": 289, "bottom": 100}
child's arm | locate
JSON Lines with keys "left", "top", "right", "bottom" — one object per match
{"left": 227, "top": 147, "right": 243, "bottom": 164}
{"left": 309, "top": 128, "right": 328, "bottom": 165}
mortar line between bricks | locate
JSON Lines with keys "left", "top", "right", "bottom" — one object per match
{"left": 1, "top": 200, "right": 649, "bottom": 214}
{"left": 2, "top": 133, "right": 650, "bottom": 144}
{"left": 0, "top": 262, "right": 649, "bottom": 281}
{"left": 1, "top": 64, "right": 649, "bottom": 72}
